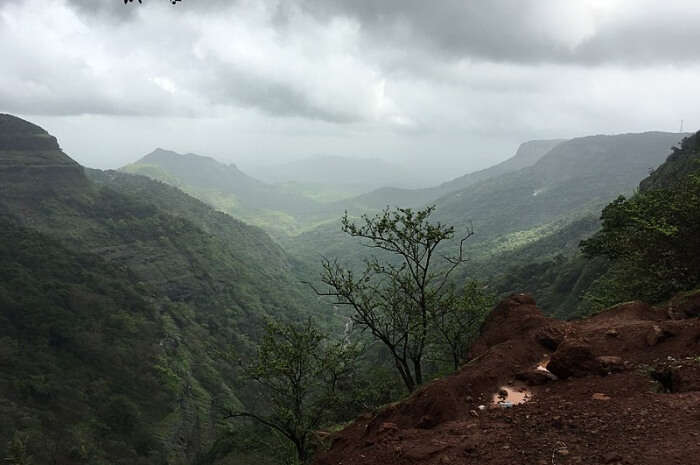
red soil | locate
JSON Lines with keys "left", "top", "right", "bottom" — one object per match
{"left": 314, "top": 294, "right": 700, "bottom": 465}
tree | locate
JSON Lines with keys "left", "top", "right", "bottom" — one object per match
{"left": 224, "top": 319, "right": 358, "bottom": 464}
{"left": 431, "top": 281, "right": 494, "bottom": 371}
{"left": 4, "top": 432, "right": 32, "bottom": 465}
{"left": 311, "top": 206, "right": 472, "bottom": 393}
{"left": 581, "top": 173, "right": 700, "bottom": 305}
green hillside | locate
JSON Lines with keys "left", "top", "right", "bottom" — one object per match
{"left": 0, "top": 115, "right": 331, "bottom": 465}
{"left": 286, "top": 131, "right": 686, "bottom": 317}
{"left": 121, "top": 149, "right": 323, "bottom": 236}
{"left": 331, "top": 139, "right": 565, "bottom": 212}
{"left": 432, "top": 132, "right": 686, "bottom": 238}
{"left": 493, "top": 130, "right": 700, "bottom": 318}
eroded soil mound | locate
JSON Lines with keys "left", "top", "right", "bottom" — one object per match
{"left": 314, "top": 294, "right": 700, "bottom": 465}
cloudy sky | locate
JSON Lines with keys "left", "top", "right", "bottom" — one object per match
{"left": 2, "top": 0, "right": 699, "bottom": 183}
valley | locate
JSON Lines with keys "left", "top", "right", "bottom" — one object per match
{"left": 1, "top": 111, "right": 699, "bottom": 465}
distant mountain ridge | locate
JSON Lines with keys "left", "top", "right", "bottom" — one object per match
{"left": 432, "top": 131, "right": 688, "bottom": 236}
{"left": 118, "top": 139, "right": 566, "bottom": 236}
{"left": 122, "top": 148, "right": 324, "bottom": 235}
{"left": 333, "top": 138, "right": 565, "bottom": 211}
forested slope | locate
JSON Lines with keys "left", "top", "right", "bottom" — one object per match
{"left": 0, "top": 114, "right": 328, "bottom": 465}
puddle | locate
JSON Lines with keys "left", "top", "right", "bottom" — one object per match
{"left": 491, "top": 383, "right": 532, "bottom": 407}
{"left": 490, "top": 357, "right": 553, "bottom": 408}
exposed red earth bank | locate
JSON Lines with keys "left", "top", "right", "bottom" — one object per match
{"left": 314, "top": 293, "right": 700, "bottom": 465}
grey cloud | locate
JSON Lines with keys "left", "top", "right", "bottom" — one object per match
{"left": 62, "top": 1, "right": 700, "bottom": 65}
{"left": 67, "top": 0, "right": 139, "bottom": 21}
{"left": 296, "top": 0, "right": 700, "bottom": 65}
{"left": 199, "top": 60, "right": 360, "bottom": 123}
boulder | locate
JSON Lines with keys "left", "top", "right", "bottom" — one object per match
{"left": 547, "top": 339, "right": 596, "bottom": 379}
{"left": 534, "top": 325, "right": 566, "bottom": 351}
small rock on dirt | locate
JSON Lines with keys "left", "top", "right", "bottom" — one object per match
{"left": 596, "top": 356, "right": 625, "bottom": 375}
{"left": 515, "top": 369, "right": 557, "bottom": 385}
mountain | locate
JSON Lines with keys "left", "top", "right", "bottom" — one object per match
{"left": 121, "top": 148, "right": 323, "bottom": 236}
{"left": 0, "top": 115, "right": 329, "bottom": 465}
{"left": 489, "top": 131, "right": 699, "bottom": 318}
{"left": 433, "top": 132, "right": 685, "bottom": 238}
{"left": 332, "top": 139, "right": 565, "bottom": 211}
{"left": 438, "top": 139, "right": 566, "bottom": 193}
{"left": 243, "top": 154, "right": 434, "bottom": 190}
{"left": 119, "top": 140, "right": 564, "bottom": 238}
{"left": 285, "top": 131, "right": 686, "bottom": 314}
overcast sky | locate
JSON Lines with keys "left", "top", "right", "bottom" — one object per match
{"left": 2, "top": 0, "right": 699, "bottom": 183}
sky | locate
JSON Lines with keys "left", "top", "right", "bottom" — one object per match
{"left": 2, "top": 0, "right": 699, "bottom": 183}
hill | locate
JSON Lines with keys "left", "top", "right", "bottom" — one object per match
{"left": 432, "top": 132, "right": 686, "bottom": 238}
{"left": 121, "top": 148, "right": 323, "bottom": 236}
{"left": 334, "top": 139, "right": 565, "bottom": 212}
{"left": 286, "top": 132, "right": 685, "bottom": 296}
{"left": 496, "top": 130, "right": 700, "bottom": 319}
{"left": 0, "top": 115, "right": 329, "bottom": 465}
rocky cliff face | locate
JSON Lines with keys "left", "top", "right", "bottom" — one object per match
{"left": 0, "top": 114, "right": 89, "bottom": 201}
{"left": 315, "top": 293, "right": 700, "bottom": 465}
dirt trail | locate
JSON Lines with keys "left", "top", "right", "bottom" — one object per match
{"left": 314, "top": 294, "right": 700, "bottom": 465}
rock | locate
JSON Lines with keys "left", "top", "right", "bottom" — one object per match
{"left": 596, "top": 356, "right": 625, "bottom": 375}
{"left": 592, "top": 393, "right": 611, "bottom": 401}
{"left": 606, "top": 328, "right": 619, "bottom": 337}
{"left": 548, "top": 339, "right": 596, "bottom": 378}
{"left": 515, "top": 369, "right": 557, "bottom": 385}
{"left": 645, "top": 325, "right": 673, "bottom": 346}
{"left": 534, "top": 325, "right": 566, "bottom": 351}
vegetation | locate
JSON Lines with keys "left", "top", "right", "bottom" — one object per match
{"left": 431, "top": 281, "right": 495, "bottom": 370}
{"left": 581, "top": 171, "right": 700, "bottom": 308}
{"left": 312, "top": 206, "right": 478, "bottom": 392}
{"left": 0, "top": 219, "right": 167, "bottom": 464}
{"left": 0, "top": 115, "right": 336, "bottom": 465}
{"left": 225, "top": 319, "right": 358, "bottom": 464}
{"left": 3, "top": 112, "right": 696, "bottom": 464}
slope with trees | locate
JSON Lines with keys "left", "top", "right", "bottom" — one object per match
{"left": 0, "top": 114, "right": 331, "bottom": 465}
